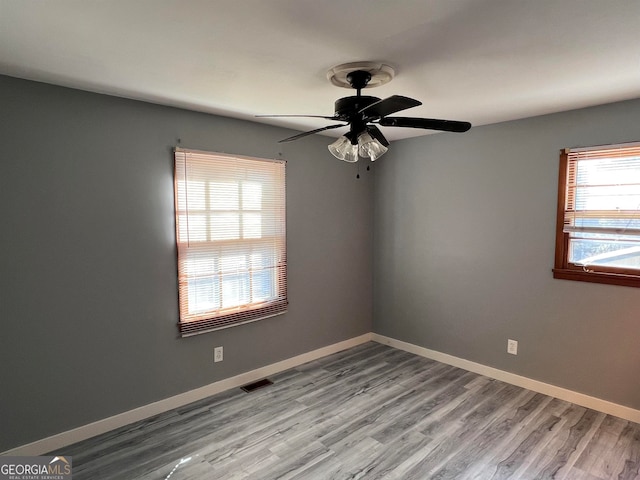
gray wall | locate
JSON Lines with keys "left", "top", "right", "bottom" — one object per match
{"left": 0, "top": 75, "right": 373, "bottom": 452}
{"left": 374, "top": 98, "right": 640, "bottom": 410}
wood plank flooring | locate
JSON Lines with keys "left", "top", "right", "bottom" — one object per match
{"left": 56, "top": 342, "right": 640, "bottom": 479}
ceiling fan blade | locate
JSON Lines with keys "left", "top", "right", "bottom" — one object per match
{"left": 366, "top": 125, "right": 389, "bottom": 147}
{"left": 360, "top": 95, "right": 422, "bottom": 119}
{"left": 379, "top": 117, "right": 471, "bottom": 133}
{"left": 257, "top": 114, "right": 340, "bottom": 121}
{"left": 278, "top": 123, "right": 346, "bottom": 143}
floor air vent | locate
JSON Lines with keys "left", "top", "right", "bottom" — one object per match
{"left": 241, "top": 378, "right": 273, "bottom": 393}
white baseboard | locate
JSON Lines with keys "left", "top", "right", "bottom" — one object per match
{"left": 9, "top": 331, "right": 637, "bottom": 456}
{"left": 3, "top": 333, "right": 373, "bottom": 456}
{"left": 372, "top": 333, "right": 640, "bottom": 424}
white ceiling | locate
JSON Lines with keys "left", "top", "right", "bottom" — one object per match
{"left": 1, "top": 0, "right": 639, "bottom": 141}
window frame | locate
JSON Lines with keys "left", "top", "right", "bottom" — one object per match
{"left": 553, "top": 146, "right": 640, "bottom": 288}
{"left": 174, "top": 148, "right": 287, "bottom": 337}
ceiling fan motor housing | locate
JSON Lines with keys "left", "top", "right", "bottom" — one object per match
{"left": 334, "top": 96, "right": 380, "bottom": 121}
{"left": 335, "top": 96, "right": 381, "bottom": 141}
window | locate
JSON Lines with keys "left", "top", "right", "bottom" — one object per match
{"left": 174, "top": 148, "right": 287, "bottom": 336}
{"left": 553, "top": 142, "right": 640, "bottom": 287}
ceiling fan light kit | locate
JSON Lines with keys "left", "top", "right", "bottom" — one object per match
{"left": 328, "top": 136, "right": 359, "bottom": 163}
{"left": 260, "top": 61, "right": 471, "bottom": 168}
{"left": 355, "top": 131, "right": 388, "bottom": 161}
{"left": 327, "top": 130, "right": 389, "bottom": 163}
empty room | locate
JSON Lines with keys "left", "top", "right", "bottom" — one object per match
{"left": 1, "top": 1, "right": 639, "bottom": 479}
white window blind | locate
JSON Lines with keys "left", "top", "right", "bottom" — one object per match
{"left": 563, "top": 143, "right": 640, "bottom": 269}
{"left": 174, "top": 148, "right": 287, "bottom": 336}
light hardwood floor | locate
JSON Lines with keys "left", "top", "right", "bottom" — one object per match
{"left": 58, "top": 342, "right": 640, "bottom": 479}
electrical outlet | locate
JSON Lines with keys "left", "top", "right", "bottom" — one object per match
{"left": 507, "top": 339, "right": 518, "bottom": 355}
{"left": 214, "top": 346, "right": 223, "bottom": 363}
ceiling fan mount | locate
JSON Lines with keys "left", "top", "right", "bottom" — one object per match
{"left": 258, "top": 61, "right": 471, "bottom": 162}
{"left": 345, "top": 69, "right": 372, "bottom": 91}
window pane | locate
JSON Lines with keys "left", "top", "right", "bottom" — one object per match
{"left": 574, "top": 184, "right": 640, "bottom": 211}
{"left": 243, "top": 213, "right": 262, "bottom": 239}
{"left": 252, "top": 269, "right": 275, "bottom": 301}
{"left": 243, "top": 182, "right": 262, "bottom": 210}
{"left": 576, "top": 157, "right": 640, "bottom": 186}
{"left": 211, "top": 213, "right": 239, "bottom": 240}
{"left": 185, "top": 214, "right": 207, "bottom": 242}
{"left": 251, "top": 251, "right": 267, "bottom": 268}
{"left": 220, "top": 254, "right": 247, "bottom": 273}
{"left": 570, "top": 216, "right": 640, "bottom": 233}
{"left": 221, "top": 274, "right": 250, "bottom": 308}
{"left": 573, "top": 157, "right": 640, "bottom": 212}
{"left": 188, "top": 276, "right": 220, "bottom": 313}
{"left": 569, "top": 238, "right": 640, "bottom": 270}
{"left": 210, "top": 182, "right": 239, "bottom": 210}
{"left": 176, "top": 180, "right": 205, "bottom": 210}
{"left": 185, "top": 255, "right": 216, "bottom": 276}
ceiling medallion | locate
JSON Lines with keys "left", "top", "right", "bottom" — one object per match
{"left": 326, "top": 62, "right": 395, "bottom": 89}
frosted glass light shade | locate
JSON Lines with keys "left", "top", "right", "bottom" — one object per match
{"left": 328, "top": 136, "right": 359, "bottom": 163}
{"left": 358, "top": 132, "right": 388, "bottom": 161}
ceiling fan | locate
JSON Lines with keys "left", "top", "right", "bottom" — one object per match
{"left": 258, "top": 62, "right": 471, "bottom": 163}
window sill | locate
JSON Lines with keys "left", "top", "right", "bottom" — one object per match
{"left": 553, "top": 268, "right": 640, "bottom": 288}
